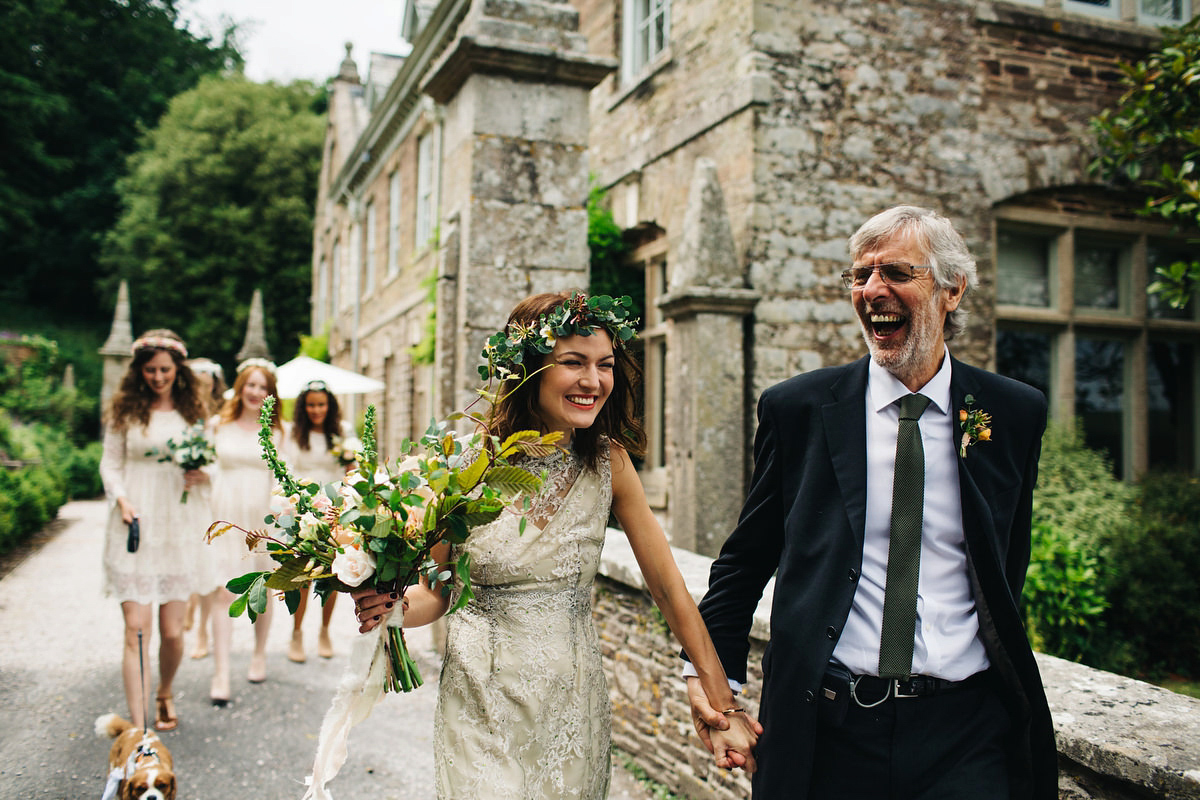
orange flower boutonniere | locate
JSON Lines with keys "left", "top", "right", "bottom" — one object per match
{"left": 959, "top": 394, "right": 992, "bottom": 458}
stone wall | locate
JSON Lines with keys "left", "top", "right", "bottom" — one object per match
{"left": 596, "top": 532, "right": 1200, "bottom": 799}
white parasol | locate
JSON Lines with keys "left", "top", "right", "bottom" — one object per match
{"left": 274, "top": 355, "right": 385, "bottom": 399}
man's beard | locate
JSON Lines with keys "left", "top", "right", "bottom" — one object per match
{"left": 858, "top": 293, "right": 941, "bottom": 385}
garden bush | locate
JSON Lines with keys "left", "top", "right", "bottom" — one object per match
{"left": 1022, "top": 523, "right": 1114, "bottom": 666}
{"left": 1102, "top": 471, "right": 1200, "bottom": 678}
{"left": 0, "top": 334, "right": 103, "bottom": 556}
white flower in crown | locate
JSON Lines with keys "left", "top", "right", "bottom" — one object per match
{"left": 539, "top": 324, "right": 557, "bottom": 347}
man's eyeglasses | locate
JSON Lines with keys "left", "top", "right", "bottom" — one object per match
{"left": 304, "top": 380, "right": 329, "bottom": 392}
{"left": 841, "top": 263, "right": 932, "bottom": 290}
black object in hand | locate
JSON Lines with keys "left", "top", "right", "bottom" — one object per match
{"left": 127, "top": 518, "right": 140, "bottom": 553}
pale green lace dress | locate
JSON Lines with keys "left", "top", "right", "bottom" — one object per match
{"left": 434, "top": 442, "right": 613, "bottom": 799}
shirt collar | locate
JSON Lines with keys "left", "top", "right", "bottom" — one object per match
{"left": 867, "top": 346, "right": 953, "bottom": 416}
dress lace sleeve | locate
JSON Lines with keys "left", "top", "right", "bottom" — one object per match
{"left": 98, "top": 426, "right": 128, "bottom": 503}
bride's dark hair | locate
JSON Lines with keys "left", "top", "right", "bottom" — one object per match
{"left": 485, "top": 291, "right": 646, "bottom": 471}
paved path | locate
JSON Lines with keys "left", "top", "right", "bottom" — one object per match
{"left": 0, "top": 500, "right": 655, "bottom": 799}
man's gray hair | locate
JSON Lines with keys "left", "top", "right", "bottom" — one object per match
{"left": 848, "top": 206, "right": 979, "bottom": 340}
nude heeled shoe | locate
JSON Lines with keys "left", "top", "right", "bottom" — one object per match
{"left": 288, "top": 630, "right": 306, "bottom": 663}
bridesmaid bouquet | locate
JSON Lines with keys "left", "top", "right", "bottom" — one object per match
{"left": 206, "top": 398, "right": 559, "bottom": 692}
{"left": 329, "top": 434, "right": 362, "bottom": 468}
{"left": 147, "top": 421, "right": 216, "bottom": 503}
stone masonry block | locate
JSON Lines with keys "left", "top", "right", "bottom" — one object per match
{"left": 471, "top": 136, "right": 588, "bottom": 206}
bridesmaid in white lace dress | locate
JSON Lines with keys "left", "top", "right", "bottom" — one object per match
{"left": 281, "top": 380, "right": 353, "bottom": 663}
{"left": 99, "top": 329, "right": 212, "bottom": 732}
{"left": 204, "top": 359, "right": 284, "bottom": 704}
{"left": 355, "top": 292, "right": 761, "bottom": 798}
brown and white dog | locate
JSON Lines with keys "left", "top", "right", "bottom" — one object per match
{"left": 95, "top": 713, "right": 177, "bottom": 800}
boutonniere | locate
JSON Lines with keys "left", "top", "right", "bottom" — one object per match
{"left": 958, "top": 394, "right": 992, "bottom": 458}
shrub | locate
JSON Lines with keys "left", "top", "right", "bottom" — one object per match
{"left": 1022, "top": 523, "right": 1127, "bottom": 670}
{"left": 1102, "top": 471, "right": 1200, "bottom": 678}
{"left": 1034, "top": 420, "right": 1134, "bottom": 543}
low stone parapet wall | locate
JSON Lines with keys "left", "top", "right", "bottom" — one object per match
{"left": 596, "top": 530, "right": 1200, "bottom": 799}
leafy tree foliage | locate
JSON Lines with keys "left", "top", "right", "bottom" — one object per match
{"left": 101, "top": 75, "right": 325, "bottom": 371}
{"left": 0, "top": 0, "right": 240, "bottom": 320}
{"left": 1091, "top": 16, "right": 1200, "bottom": 308}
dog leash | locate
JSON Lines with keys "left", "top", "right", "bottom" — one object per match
{"left": 137, "top": 629, "right": 148, "bottom": 737}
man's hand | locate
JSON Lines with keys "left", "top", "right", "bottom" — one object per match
{"left": 686, "top": 677, "right": 762, "bottom": 772}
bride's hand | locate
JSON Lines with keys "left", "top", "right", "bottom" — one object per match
{"left": 351, "top": 588, "right": 407, "bottom": 633}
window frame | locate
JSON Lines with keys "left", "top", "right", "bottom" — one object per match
{"left": 387, "top": 170, "right": 402, "bottom": 279}
{"left": 621, "top": 0, "right": 672, "bottom": 84}
{"left": 994, "top": 206, "right": 1200, "bottom": 478}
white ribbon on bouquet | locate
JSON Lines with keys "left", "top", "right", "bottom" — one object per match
{"left": 301, "top": 608, "right": 404, "bottom": 799}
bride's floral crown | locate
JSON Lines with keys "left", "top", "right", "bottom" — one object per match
{"left": 237, "top": 357, "right": 277, "bottom": 376}
{"left": 478, "top": 293, "right": 638, "bottom": 381}
{"left": 132, "top": 335, "right": 188, "bottom": 358}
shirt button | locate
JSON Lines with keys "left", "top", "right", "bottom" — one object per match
{"left": 848, "top": 568, "right": 859, "bottom": 581}
{"left": 825, "top": 626, "right": 837, "bottom": 639}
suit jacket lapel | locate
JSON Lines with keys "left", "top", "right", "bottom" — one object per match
{"left": 950, "top": 358, "right": 1002, "bottom": 568}
{"left": 823, "top": 358, "right": 870, "bottom": 549}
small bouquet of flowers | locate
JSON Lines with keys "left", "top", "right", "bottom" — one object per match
{"left": 206, "top": 398, "right": 559, "bottom": 693}
{"left": 329, "top": 434, "right": 362, "bottom": 468}
{"left": 147, "top": 421, "right": 216, "bottom": 503}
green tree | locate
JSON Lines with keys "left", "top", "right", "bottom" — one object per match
{"left": 101, "top": 75, "right": 325, "bottom": 370}
{"left": 1090, "top": 15, "right": 1200, "bottom": 308}
{"left": 0, "top": 0, "right": 240, "bottom": 320}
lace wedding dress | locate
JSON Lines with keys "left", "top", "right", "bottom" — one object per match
{"left": 99, "top": 410, "right": 214, "bottom": 604}
{"left": 434, "top": 441, "right": 613, "bottom": 799}
{"left": 208, "top": 419, "right": 280, "bottom": 584}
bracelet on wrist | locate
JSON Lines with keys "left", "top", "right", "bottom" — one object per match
{"left": 721, "top": 707, "right": 745, "bottom": 715}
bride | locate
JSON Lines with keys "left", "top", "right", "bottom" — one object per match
{"left": 354, "top": 291, "right": 760, "bottom": 798}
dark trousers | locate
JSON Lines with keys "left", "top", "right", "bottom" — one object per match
{"left": 808, "top": 677, "right": 1011, "bottom": 800}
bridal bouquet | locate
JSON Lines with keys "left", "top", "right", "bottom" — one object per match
{"left": 329, "top": 434, "right": 362, "bottom": 468}
{"left": 207, "top": 398, "right": 559, "bottom": 692}
{"left": 147, "top": 421, "right": 216, "bottom": 503}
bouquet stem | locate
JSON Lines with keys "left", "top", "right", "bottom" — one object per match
{"left": 180, "top": 490, "right": 189, "bottom": 504}
{"left": 383, "top": 626, "right": 423, "bottom": 693}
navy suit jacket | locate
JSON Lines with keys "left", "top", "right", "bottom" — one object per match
{"left": 697, "top": 355, "right": 1057, "bottom": 799}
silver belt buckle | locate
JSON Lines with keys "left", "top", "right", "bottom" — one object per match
{"left": 849, "top": 674, "right": 892, "bottom": 708}
{"left": 892, "top": 678, "right": 920, "bottom": 699}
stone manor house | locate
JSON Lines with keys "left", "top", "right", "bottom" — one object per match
{"left": 312, "top": 0, "right": 1199, "bottom": 558}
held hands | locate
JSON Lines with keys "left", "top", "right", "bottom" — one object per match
{"left": 350, "top": 588, "right": 407, "bottom": 634}
{"left": 686, "top": 676, "right": 762, "bottom": 773}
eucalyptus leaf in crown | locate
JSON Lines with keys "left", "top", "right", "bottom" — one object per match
{"left": 478, "top": 292, "right": 638, "bottom": 381}
{"left": 206, "top": 399, "right": 560, "bottom": 692}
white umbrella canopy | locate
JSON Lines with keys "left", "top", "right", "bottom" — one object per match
{"left": 274, "top": 355, "right": 385, "bottom": 399}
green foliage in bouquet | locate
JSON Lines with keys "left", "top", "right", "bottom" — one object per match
{"left": 207, "top": 399, "right": 560, "bottom": 691}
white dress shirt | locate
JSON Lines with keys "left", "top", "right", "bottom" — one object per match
{"left": 831, "top": 351, "right": 989, "bottom": 680}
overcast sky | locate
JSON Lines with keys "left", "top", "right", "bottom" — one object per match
{"left": 178, "top": 0, "right": 411, "bottom": 84}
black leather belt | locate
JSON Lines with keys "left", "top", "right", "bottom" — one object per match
{"left": 824, "top": 667, "right": 992, "bottom": 708}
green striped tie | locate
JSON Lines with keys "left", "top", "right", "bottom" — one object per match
{"left": 878, "top": 393, "right": 932, "bottom": 679}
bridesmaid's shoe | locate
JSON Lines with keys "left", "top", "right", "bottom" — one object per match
{"left": 154, "top": 693, "right": 179, "bottom": 732}
{"left": 210, "top": 672, "right": 230, "bottom": 707}
{"left": 317, "top": 627, "right": 334, "bottom": 659}
{"left": 288, "top": 630, "right": 306, "bottom": 663}
{"left": 247, "top": 653, "right": 267, "bottom": 683}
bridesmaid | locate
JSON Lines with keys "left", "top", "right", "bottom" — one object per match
{"left": 205, "top": 358, "right": 283, "bottom": 704}
{"left": 282, "top": 380, "right": 354, "bottom": 662}
{"left": 99, "top": 329, "right": 211, "bottom": 731}
{"left": 182, "top": 357, "right": 226, "bottom": 661}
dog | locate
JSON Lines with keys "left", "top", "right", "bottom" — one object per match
{"left": 95, "top": 713, "right": 177, "bottom": 800}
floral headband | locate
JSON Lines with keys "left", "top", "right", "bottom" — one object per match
{"left": 237, "top": 357, "right": 277, "bottom": 376}
{"left": 478, "top": 293, "right": 638, "bottom": 381}
{"left": 132, "top": 336, "right": 188, "bottom": 358}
